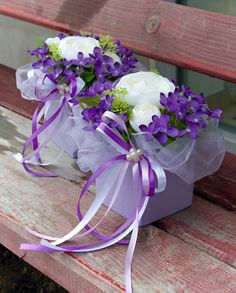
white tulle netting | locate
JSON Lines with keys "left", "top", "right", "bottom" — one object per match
{"left": 16, "top": 63, "right": 225, "bottom": 184}
{"left": 68, "top": 105, "right": 225, "bottom": 184}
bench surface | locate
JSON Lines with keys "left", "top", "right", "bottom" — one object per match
{"left": 0, "top": 67, "right": 236, "bottom": 292}
{"left": 1, "top": 105, "right": 236, "bottom": 292}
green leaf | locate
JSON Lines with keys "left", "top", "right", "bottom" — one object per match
{"left": 80, "top": 71, "right": 95, "bottom": 83}
{"left": 79, "top": 95, "right": 101, "bottom": 107}
{"left": 36, "top": 36, "right": 43, "bottom": 48}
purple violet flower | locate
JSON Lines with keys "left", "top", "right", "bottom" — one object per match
{"left": 179, "top": 123, "right": 200, "bottom": 139}
{"left": 81, "top": 98, "right": 112, "bottom": 130}
{"left": 184, "top": 113, "right": 207, "bottom": 128}
{"left": 140, "top": 114, "right": 179, "bottom": 144}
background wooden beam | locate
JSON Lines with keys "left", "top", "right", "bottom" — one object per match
{"left": 0, "top": 0, "right": 236, "bottom": 82}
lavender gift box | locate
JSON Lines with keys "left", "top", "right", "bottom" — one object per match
{"left": 56, "top": 113, "right": 224, "bottom": 226}
{"left": 51, "top": 127, "right": 194, "bottom": 226}
{"left": 103, "top": 170, "right": 193, "bottom": 226}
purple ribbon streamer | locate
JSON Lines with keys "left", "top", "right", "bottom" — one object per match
{"left": 20, "top": 111, "right": 166, "bottom": 293}
{"left": 20, "top": 75, "right": 78, "bottom": 176}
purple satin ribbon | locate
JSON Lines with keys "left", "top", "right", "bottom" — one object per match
{"left": 20, "top": 75, "right": 78, "bottom": 176}
{"left": 20, "top": 111, "right": 167, "bottom": 293}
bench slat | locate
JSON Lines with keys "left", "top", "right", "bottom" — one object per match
{"left": 157, "top": 195, "right": 236, "bottom": 268}
{"left": 195, "top": 152, "right": 236, "bottom": 211}
{"left": 2, "top": 106, "right": 235, "bottom": 273}
{"left": 1, "top": 1, "right": 236, "bottom": 82}
{"left": 1, "top": 107, "right": 236, "bottom": 292}
{"left": 0, "top": 64, "right": 37, "bottom": 118}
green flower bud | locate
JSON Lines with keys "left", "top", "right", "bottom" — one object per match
{"left": 48, "top": 44, "right": 62, "bottom": 61}
{"left": 99, "top": 35, "right": 117, "bottom": 53}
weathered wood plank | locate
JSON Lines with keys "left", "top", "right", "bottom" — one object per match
{"left": 1, "top": 1, "right": 236, "bottom": 82}
{"left": 156, "top": 195, "right": 236, "bottom": 268}
{"left": 0, "top": 64, "right": 37, "bottom": 118}
{"left": 1, "top": 107, "right": 236, "bottom": 292}
{"left": 1, "top": 105, "right": 236, "bottom": 274}
{"left": 0, "top": 216, "right": 107, "bottom": 293}
{"left": 195, "top": 152, "right": 236, "bottom": 211}
{"left": 1, "top": 105, "right": 236, "bottom": 270}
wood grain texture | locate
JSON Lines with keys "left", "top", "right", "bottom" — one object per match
{"left": 156, "top": 195, "right": 236, "bottom": 268}
{"left": 195, "top": 152, "right": 236, "bottom": 211}
{"left": 1, "top": 1, "right": 236, "bottom": 82}
{"left": 1, "top": 106, "right": 236, "bottom": 292}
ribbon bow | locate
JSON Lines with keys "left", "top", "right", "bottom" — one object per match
{"left": 21, "top": 111, "right": 167, "bottom": 293}
{"left": 15, "top": 73, "right": 84, "bottom": 176}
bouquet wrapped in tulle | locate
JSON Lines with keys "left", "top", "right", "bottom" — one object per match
{"left": 16, "top": 32, "right": 225, "bottom": 293}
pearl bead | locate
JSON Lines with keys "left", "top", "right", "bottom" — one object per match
{"left": 57, "top": 84, "right": 70, "bottom": 96}
{"left": 126, "top": 148, "right": 142, "bottom": 162}
{"left": 126, "top": 154, "right": 132, "bottom": 161}
{"left": 136, "top": 149, "right": 142, "bottom": 155}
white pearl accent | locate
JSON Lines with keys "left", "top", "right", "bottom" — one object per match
{"left": 126, "top": 148, "right": 142, "bottom": 162}
{"left": 57, "top": 84, "right": 70, "bottom": 96}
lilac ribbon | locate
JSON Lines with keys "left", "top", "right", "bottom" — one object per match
{"left": 16, "top": 74, "right": 83, "bottom": 176}
{"left": 20, "top": 111, "right": 167, "bottom": 293}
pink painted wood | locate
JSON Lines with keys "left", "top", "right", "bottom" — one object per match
{"left": 156, "top": 195, "right": 236, "bottom": 268}
{"left": 1, "top": 107, "right": 236, "bottom": 292}
{"left": 1, "top": 1, "right": 236, "bottom": 82}
{"left": 195, "top": 152, "right": 236, "bottom": 211}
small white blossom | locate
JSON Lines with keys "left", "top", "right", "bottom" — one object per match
{"left": 58, "top": 36, "right": 100, "bottom": 60}
{"left": 116, "top": 71, "right": 175, "bottom": 107}
{"left": 45, "top": 37, "right": 60, "bottom": 46}
{"left": 130, "top": 103, "right": 161, "bottom": 132}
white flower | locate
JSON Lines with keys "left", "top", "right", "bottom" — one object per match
{"left": 45, "top": 37, "right": 60, "bottom": 46}
{"left": 116, "top": 71, "right": 175, "bottom": 107}
{"left": 130, "top": 103, "right": 161, "bottom": 132}
{"left": 58, "top": 36, "right": 100, "bottom": 60}
{"left": 104, "top": 52, "right": 121, "bottom": 64}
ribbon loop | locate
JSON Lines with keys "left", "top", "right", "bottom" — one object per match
{"left": 97, "top": 111, "right": 166, "bottom": 197}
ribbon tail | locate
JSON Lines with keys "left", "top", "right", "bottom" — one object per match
{"left": 25, "top": 159, "right": 129, "bottom": 243}
{"left": 75, "top": 161, "right": 130, "bottom": 244}
{"left": 124, "top": 161, "right": 143, "bottom": 293}
{"left": 21, "top": 160, "right": 149, "bottom": 253}
{"left": 21, "top": 196, "right": 149, "bottom": 253}
{"left": 32, "top": 102, "right": 44, "bottom": 162}
{"left": 150, "top": 160, "right": 167, "bottom": 193}
{"left": 21, "top": 155, "right": 126, "bottom": 249}
{"left": 125, "top": 209, "right": 139, "bottom": 293}
{"left": 17, "top": 97, "right": 67, "bottom": 177}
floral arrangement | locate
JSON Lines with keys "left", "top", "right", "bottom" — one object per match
{"left": 16, "top": 33, "right": 225, "bottom": 293}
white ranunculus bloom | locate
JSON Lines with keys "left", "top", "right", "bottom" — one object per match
{"left": 130, "top": 103, "right": 161, "bottom": 132}
{"left": 104, "top": 52, "right": 121, "bottom": 64}
{"left": 45, "top": 37, "right": 60, "bottom": 46}
{"left": 116, "top": 71, "right": 175, "bottom": 107}
{"left": 58, "top": 36, "right": 100, "bottom": 60}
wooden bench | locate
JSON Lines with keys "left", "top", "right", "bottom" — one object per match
{"left": 0, "top": 1, "right": 236, "bottom": 292}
